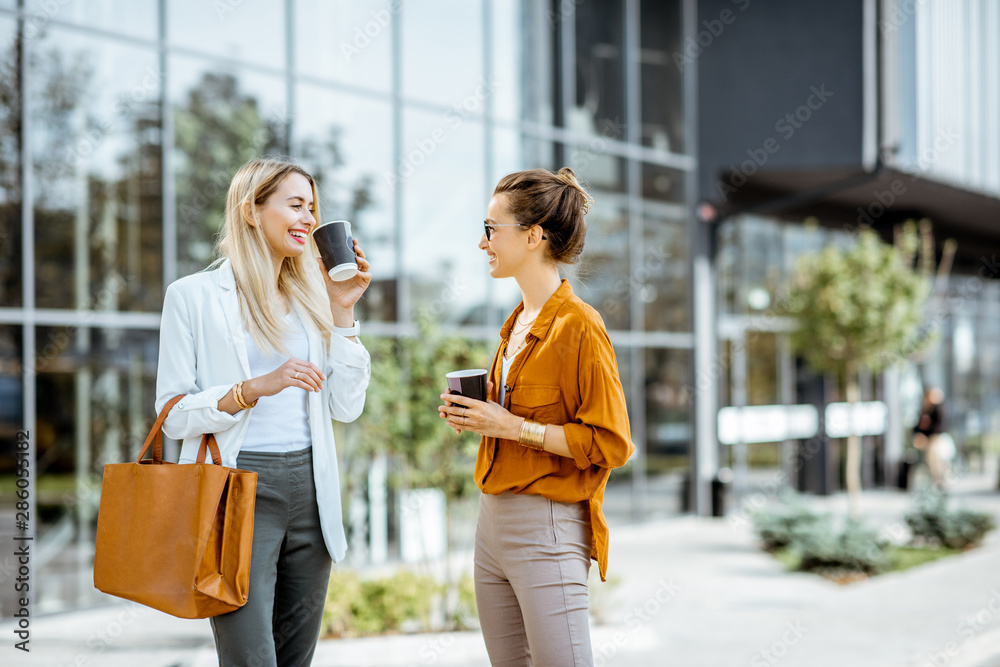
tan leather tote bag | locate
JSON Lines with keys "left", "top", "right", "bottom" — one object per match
{"left": 94, "top": 395, "right": 257, "bottom": 618}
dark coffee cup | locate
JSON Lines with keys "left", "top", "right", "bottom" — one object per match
{"left": 446, "top": 369, "right": 488, "bottom": 402}
{"left": 314, "top": 220, "right": 358, "bottom": 281}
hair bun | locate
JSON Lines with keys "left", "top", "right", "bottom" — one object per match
{"left": 555, "top": 167, "right": 594, "bottom": 215}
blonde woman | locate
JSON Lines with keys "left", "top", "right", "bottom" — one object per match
{"left": 155, "top": 157, "right": 371, "bottom": 665}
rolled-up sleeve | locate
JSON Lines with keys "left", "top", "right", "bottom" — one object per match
{"left": 325, "top": 332, "right": 371, "bottom": 423}
{"left": 155, "top": 283, "right": 241, "bottom": 440}
{"left": 563, "top": 329, "right": 635, "bottom": 470}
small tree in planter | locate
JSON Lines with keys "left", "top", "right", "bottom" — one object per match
{"left": 784, "top": 223, "right": 946, "bottom": 516}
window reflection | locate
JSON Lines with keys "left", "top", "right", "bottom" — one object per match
{"left": 570, "top": 146, "right": 626, "bottom": 194}
{"left": 402, "top": 0, "right": 484, "bottom": 107}
{"left": 639, "top": 0, "right": 684, "bottom": 152}
{"left": 0, "top": 19, "right": 21, "bottom": 308}
{"left": 571, "top": 0, "right": 625, "bottom": 137}
{"left": 25, "top": 0, "right": 157, "bottom": 39}
{"left": 643, "top": 211, "right": 689, "bottom": 332}
{"left": 643, "top": 162, "right": 686, "bottom": 203}
{"left": 33, "top": 325, "right": 158, "bottom": 612}
{"left": 30, "top": 30, "right": 163, "bottom": 311}
{"left": 171, "top": 57, "right": 287, "bottom": 278}
{"left": 294, "top": 85, "right": 396, "bottom": 322}
{"left": 492, "top": 0, "right": 556, "bottom": 125}
{"left": 402, "top": 110, "right": 486, "bottom": 326}
{"left": 168, "top": 0, "right": 285, "bottom": 68}
{"left": 0, "top": 326, "right": 22, "bottom": 476}
{"left": 645, "top": 347, "right": 691, "bottom": 471}
{"left": 572, "top": 197, "right": 629, "bottom": 330}
{"left": 295, "top": 0, "right": 392, "bottom": 93}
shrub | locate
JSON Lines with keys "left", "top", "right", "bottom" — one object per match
{"left": 751, "top": 494, "right": 828, "bottom": 552}
{"left": 905, "top": 492, "right": 997, "bottom": 550}
{"left": 791, "top": 518, "right": 890, "bottom": 575}
{"left": 323, "top": 569, "right": 442, "bottom": 637}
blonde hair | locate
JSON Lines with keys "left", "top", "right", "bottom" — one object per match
{"left": 215, "top": 157, "right": 334, "bottom": 354}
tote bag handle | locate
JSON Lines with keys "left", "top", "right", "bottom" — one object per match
{"left": 136, "top": 395, "right": 223, "bottom": 466}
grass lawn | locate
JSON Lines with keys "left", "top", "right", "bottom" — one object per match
{"left": 772, "top": 544, "right": 963, "bottom": 581}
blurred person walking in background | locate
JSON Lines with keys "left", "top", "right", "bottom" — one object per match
{"left": 156, "top": 158, "right": 371, "bottom": 666}
{"left": 439, "top": 168, "right": 634, "bottom": 667}
{"left": 913, "top": 387, "right": 949, "bottom": 490}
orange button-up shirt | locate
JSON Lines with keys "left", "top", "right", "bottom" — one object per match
{"left": 475, "top": 280, "right": 634, "bottom": 581}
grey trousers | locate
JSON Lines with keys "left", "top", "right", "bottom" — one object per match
{"left": 210, "top": 447, "right": 332, "bottom": 667}
{"left": 474, "top": 492, "right": 594, "bottom": 667}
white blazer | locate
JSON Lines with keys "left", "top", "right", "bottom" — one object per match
{"left": 154, "top": 259, "right": 370, "bottom": 562}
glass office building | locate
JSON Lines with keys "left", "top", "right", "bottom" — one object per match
{"left": 0, "top": 0, "right": 694, "bottom": 614}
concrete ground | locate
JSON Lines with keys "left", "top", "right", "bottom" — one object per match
{"left": 5, "top": 470, "right": 1000, "bottom": 667}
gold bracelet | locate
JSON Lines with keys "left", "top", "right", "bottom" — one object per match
{"left": 232, "top": 383, "right": 249, "bottom": 411}
{"left": 518, "top": 419, "right": 546, "bottom": 451}
{"left": 233, "top": 381, "right": 258, "bottom": 410}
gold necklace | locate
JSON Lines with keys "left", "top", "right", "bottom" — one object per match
{"left": 511, "top": 312, "right": 537, "bottom": 336}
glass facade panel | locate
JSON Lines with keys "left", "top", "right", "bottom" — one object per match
{"left": 570, "top": 0, "right": 625, "bottom": 137}
{"left": 402, "top": 110, "right": 487, "bottom": 326}
{"left": 570, "top": 144, "right": 626, "bottom": 193}
{"left": 643, "top": 211, "right": 689, "bottom": 332}
{"left": 295, "top": 85, "right": 396, "bottom": 322}
{"left": 168, "top": 0, "right": 285, "bottom": 68}
{"left": 0, "top": 325, "right": 22, "bottom": 474}
{"left": 402, "top": 0, "right": 484, "bottom": 108}
{"left": 30, "top": 29, "right": 163, "bottom": 311}
{"left": 294, "top": 0, "right": 392, "bottom": 93}
{"left": 33, "top": 325, "right": 158, "bottom": 612}
{"left": 171, "top": 56, "right": 287, "bottom": 278}
{"left": 0, "top": 18, "right": 21, "bottom": 308}
{"left": 25, "top": 0, "right": 158, "bottom": 39}
{"left": 4, "top": 0, "right": 708, "bottom": 618}
{"left": 572, "top": 198, "right": 630, "bottom": 330}
{"left": 643, "top": 162, "right": 686, "bottom": 203}
{"left": 645, "top": 347, "right": 692, "bottom": 473}
{"left": 639, "top": 0, "right": 684, "bottom": 153}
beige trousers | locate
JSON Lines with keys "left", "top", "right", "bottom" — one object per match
{"left": 474, "top": 491, "right": 594, "bottom": 667}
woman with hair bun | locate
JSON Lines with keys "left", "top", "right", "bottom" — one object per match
{"left": 439, "top": 167, "right": 634, "bottom": 666}
{"left": 155, "top": 157, "right": 371, "bottom": 665}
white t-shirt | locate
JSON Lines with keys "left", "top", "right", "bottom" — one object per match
{"left": 499, "top": 346, "right": 522, "bottom": 406}
{"left": 240, "top": 311, "right": 312, "bottom": 453}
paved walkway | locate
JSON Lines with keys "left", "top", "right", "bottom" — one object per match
{"left": 5, "top": 471, "right": 1000, "bottom": 667}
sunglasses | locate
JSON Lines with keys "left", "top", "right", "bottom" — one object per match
{"left": 483, "top": 221, "right": 547, "bottom": 241}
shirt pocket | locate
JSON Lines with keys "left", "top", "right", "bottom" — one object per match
{"left": 509, "top": 384, "right": 564, "bottom": 425}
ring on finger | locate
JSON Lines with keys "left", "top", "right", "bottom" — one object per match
{"left": 294, "top": 371, "right": 299, "bottom": 380}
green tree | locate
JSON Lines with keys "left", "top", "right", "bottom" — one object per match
{"left": 784, "top": 224, "right": 948, "bottom": 516}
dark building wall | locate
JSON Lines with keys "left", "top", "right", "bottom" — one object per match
{"left": 696, "top": 0, "right": 866, "bottom": 201}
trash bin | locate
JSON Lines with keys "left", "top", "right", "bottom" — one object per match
{"left": 711, "top": 467, "right": 733, "bottom": 517}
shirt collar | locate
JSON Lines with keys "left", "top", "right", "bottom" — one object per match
{"left": 500, "top": 279, "right": 574, "bottom": 342}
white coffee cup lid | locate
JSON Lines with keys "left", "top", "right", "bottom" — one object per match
{"left": 446, "top": 369, "right": 488, "bottom": 378}
{"left": 327, "top": 263, "right": 359, "bottom": 282}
